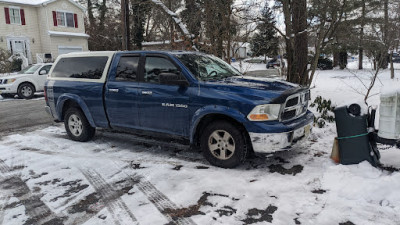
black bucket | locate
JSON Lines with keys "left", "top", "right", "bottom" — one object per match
{"left": 334, "top": 105, "right": 380, "bottom": 167}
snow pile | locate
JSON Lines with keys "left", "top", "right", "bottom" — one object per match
{"left": 0, "top": 122, "right": 400, "bottom": 224}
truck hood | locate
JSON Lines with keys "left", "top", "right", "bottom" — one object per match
{"left": 202, "top": 76, "right": 305, "bottom": 103}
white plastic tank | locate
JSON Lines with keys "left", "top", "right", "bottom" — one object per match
{"left": 378, "top": 86, "right": 400, "bottom": 140}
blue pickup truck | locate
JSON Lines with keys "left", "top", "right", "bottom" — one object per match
{"left": 45, "top": 51, "right": 313, "bottom": 168}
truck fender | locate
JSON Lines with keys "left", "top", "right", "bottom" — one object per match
{"left": 55, "top": 94, "right": 96, "bottom": 128}
{"left": 189, "top": 105, "right": 248, "bottom": 143}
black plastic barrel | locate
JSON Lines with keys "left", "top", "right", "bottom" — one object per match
{"left": 334, "top": 105, "right": 380, "bottom": 167}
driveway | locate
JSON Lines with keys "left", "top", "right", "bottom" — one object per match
{"left": 0, "top": 96, "right": 55, "bottom": 135}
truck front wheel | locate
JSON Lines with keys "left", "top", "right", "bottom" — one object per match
{"left": 64, "top": 107, "right": 95, "bottom": 142}
{"left": 200, "top": 121, "right": 247, "bottom": 168}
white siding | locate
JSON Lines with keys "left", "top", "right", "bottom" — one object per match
{"left": 0, "top": 0, "right": 88, "bottom": 63}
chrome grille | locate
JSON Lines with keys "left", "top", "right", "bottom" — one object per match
{"left": 281, "top": 90, "right": 310, "bottom": 121}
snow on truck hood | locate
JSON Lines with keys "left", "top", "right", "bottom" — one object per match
{"left": 203, "top": 76, "right": 303, "bottom": 102}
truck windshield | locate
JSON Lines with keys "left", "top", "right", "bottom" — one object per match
{"left": 176, "top": 54, "right": 242, "bottom": 81}
{"left": 18, "top": 65, "right": 41, "bottom": 74}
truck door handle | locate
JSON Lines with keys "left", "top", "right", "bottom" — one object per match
{"left": 109, "top": 88, "right": 119, "bottom": 93}
{"left": 141, "top": 90, "right": 152, "bottom": 95}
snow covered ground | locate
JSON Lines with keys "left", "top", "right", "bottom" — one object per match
{"left": 1, "top": 60, "right": 400, "bottom": 225}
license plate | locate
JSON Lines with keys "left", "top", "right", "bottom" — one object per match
{"left": 294, "top": 124, "right": 311, "bottom": 139}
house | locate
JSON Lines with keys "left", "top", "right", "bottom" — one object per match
{"left": 0, "top": 0, "right": 88, "bottom": 64}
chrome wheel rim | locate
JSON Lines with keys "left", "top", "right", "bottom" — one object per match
{"left": 68, "top": 114, "right": 83, "bottom": 136}
{"left": 208, "top": 130, "right": 235, "bottom": 160}
{"left": 21, "top": 86, "right": 32, "bottom": 97}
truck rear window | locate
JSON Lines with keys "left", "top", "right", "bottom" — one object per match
{"left": 52, "top": 57, "right": 108, "bottom": 79}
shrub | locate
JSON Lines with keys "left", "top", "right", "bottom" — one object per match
{"left": 310, "top": 96, "right": 335, "bottom": 128}
{"left": 0, "top": 48, "right": 13, "bottom": 73}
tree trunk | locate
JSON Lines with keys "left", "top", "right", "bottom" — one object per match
{"left": 168, "top": 0, "right": 174, "bottom": 49}
{"left": 226, "top": 3, "right": 231, "bottom": 64}
{"left": 98, "top": 0, "right": 107, "bottom": 32}
{"left": 87, "top": 0, "right": 95, "bottom": 27}
{"left": 121, "top": 0, "right": 130, "bottom": 50}
{"left": 390, "top": 50, "right": 394, "bottom": 79}
{"left": 381, "top": 0, "right": 389, "bottom": 69}
{"left": 339, "top": 50, "right": 347, "bottom": 69}
{"left": 333, "top": 51, "right": 339, "bottom": 67}
{"left": 358, "top": 0, "right": 366, "bottom": 70}
{"left": 145, "top": 14, "right": 151, "bottom": 41}
{"left": 292, "top": 0, "right": 308, "bottom": 85}
{"left": 282, "top": 0, "right": 293, "bottom": 82}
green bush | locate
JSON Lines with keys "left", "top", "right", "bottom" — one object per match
{"left": 10, "top": 57, "right": 22, "bottom": 72}
{"left": 310, "top": 96, "right": 335, "bottom": 128}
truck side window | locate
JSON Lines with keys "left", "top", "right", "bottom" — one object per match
{"left": 144, "top": 56, "right": 178, "bottom": 84}
{"left": 116, "top": 56, "right": 139, "bottom": 82}
{"left": 52, "top": 57, "right": 108, "bottom": 79}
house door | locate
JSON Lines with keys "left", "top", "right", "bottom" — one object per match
{"left": 12, "top": 41, "right": 26, "bottom": 56}
{"left": 8, "top": 38, "right": 31, "bottom": 64}
{"left": 11, "top": 40, "right": 27, "bottom": 57}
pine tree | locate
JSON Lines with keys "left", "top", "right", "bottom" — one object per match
{"left": 250, "top": 5, "right": 278, "bottom": 59}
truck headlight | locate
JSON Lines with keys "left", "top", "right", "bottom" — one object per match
{"left": 247, "top": 104, "right": 281, "bottom": 121}
{"left": 5, "top": 79, "right": 16, "bottom": 84}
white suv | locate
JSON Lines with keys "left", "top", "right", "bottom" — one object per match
{"left": 0, "top": 63, "right": 53, "bottom": 99}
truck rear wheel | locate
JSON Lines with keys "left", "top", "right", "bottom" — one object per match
{"left": 64, "top": 107, "right": 95, "bottom": 142}
{"left": 200, "top": 121, "right": 247, "bottom": 168}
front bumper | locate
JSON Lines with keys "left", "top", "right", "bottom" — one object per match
{"left": 0, "top": 84, "right": 16, "bottom": 94}
{"left": 249, "top": 121, "right": 313, "bottom": 153}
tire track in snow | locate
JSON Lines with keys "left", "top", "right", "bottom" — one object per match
{"left": 80, "top": 168, "right": 138, "bottom": 225}
{"left": 0, "top": 195, "right": 11, "bottom": 224}
{"left": 127, "top": 173, "right": 196, "bottom": 225}
{"left": 16, "top": 144, "right": 205, "bottom": 169}
{"left": 0, "top": 158, "right": 64, "bottom": 225}
{"left": 0, "top": 159, "right": 9, "bottom": 174}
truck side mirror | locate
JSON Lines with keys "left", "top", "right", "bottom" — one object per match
{"left": 159, "top": 72, "right": 189, "bottom": 87}
{"left": 39, "top": 70, "right": 47, "bottom": 75}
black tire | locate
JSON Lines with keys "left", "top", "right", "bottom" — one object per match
{"left": 64, "top": 107, "right": 95, "bottom": 142}
{"left": 17, "top": 83, "right": 35, "bottom": 99}
{"left": 200, "top": 121, "right": 247, "bottom": 168}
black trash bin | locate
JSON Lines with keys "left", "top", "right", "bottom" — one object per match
{"left": 334, "top": 105, "right": 380, "bottom": 167}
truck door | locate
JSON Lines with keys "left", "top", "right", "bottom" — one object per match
{"left": 105, "top": 55, "right": 141, "bottom": 129}
{"left": 138, "top": 54, "right": 190, "bottom": 136}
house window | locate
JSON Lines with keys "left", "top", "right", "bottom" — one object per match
{"left": 56, "top": 11, "right": 74, "bottom": 27}
{"left": 9, "top": 8, "right": 20, "bottom": 24}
